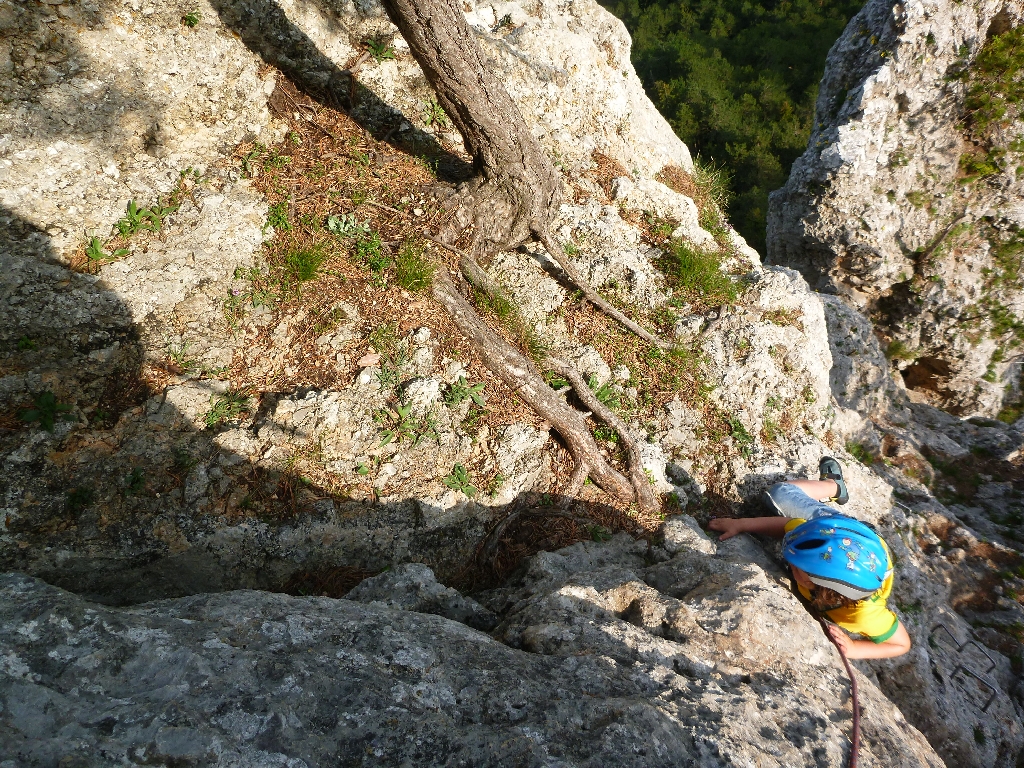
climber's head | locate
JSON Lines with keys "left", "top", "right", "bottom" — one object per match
{"left": 782, "top": 515, "right": 890, "bottom": 600}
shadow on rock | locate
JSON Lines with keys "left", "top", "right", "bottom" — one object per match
{"left": 1, "top": 208, "right": 633, "bottom": 606}
{"left": 208, "top": 0, "right": 474, "bottom": 182}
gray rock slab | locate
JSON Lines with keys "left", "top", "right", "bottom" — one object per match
{"left": 0, "top": 566, "right": 945, "bottom": 768}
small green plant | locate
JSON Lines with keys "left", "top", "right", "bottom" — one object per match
{"left": 589, "top": 525, "right": 612, "bottom": 542}
{"left": 17, "top": 336, "right": 35, "bottom": 351}
{"left": 376, "top": 350, "right": 408, "bottom": 392}
{"left": 997, "top": 397, "right": 1024, "bottom": 424}
{"left": 544, "top": 371, "right": 569, "bottom": 390}
{"left": 240, "top": 143, "right": 266, "bottom": 177}
{"left": 593, "top": 425, "right": 619, "bottom": 443}
{"left": 587, "top": 375, "right": 621, "bottom": 411}
{"left": 889, "top": 149, "right": 911, "bottom": 168}
{"left": 204, "top": 389, "right": 252, "bottom": 429}
{"left": 959, "top": 152, "right": 1001, "bottom": 181}
{"left": 905, "top": 190, "right": 929, "bottom": 208}
{"left": 563, "top": 241, "right": 579, "bottom": 256}
{"left": 423, "top": 99, "right": 450, "bottom": 129}
{"left": 355, "top": 232, "right": 392, "bottom": 277}
{"left": 19, "top": 391, "right": 73, "bottom": 432}
{"left": 486, "top": 472, "right": 506, "bottom": 496}
{"left": 475, "top": 287, "right": 548, "bottom": 363}
{"left": 973, "top": 726, "right": 985, "bottom": 745}
{"left": 265, "top": 201, "right": 291, "bottom": 232}
{"left": 762, "top": 417, "right": 782, "bottom": 444}
{"left": 657, "top": 239, "right": 737, "bottom": 308}
{"left": 369, "top": 322, "right": 401, "bottom": 356}
{"left": 443, "top": 463, "right": 477, "bottom": 496}
{"left": 895, "top": 599, "right": 922, "bottom": 615}
{"left": 644, "top": 211, "right": 676, "bottom": 241}
{"left": 366, "top": 37, "right": 396, "bottom": 62}
{"left": 445, "top": 376, "right": 487, "bottom": 408}
{"left": 377, "top": 402, "right": 437, "bottom": 446}
{"left": 67, "top": 486, "right": 95, "bottom": 513}
{"left": 885, "top": 340, "right": 919, "bottom": 362}
{"left": 495, "top": 13, "right": 513, "bottom": 30}
{"left": 181, "top": 8, "right": 200, "bottom": 26}
{"left": 394, "top": 239, "right": 434, "bottom": 292}
{"left": 86, "top": 237, "right": 129, "bottom": 263}
{"left": 326, "top": 213, "right": 369, "bottom": 238}
{"left": 356, "top": 462, "right": 370, "bottom": 476}
{"left": 125, "top": 467, "right": 146, "bottom": 496}
{"left": 264, "top": 150, "right": 292, "bottom": 170}
{"left": 117, "top": 200, "right": 176, "bottom": 237}
{"left": 173, "top": 448, "right": 199, "bottom": 474}
{"left": 461, "top": 403, "right": 488, "bottom": 433}
{"left": 284, "top": 245, "right": 328, "bottom": 285}
{"left": 846, "top": 441, "right": 875, "bottom": 464}
{"left": 166, "top": 340, "right": 197, "bottom": 372}
{"left": 691, "top": 156, "right": 731, "bottom": 214}
{"left": 726, "top": 416, "right": 753, "bottom": 456}
{"left": 964, "top": 26, "right": 1024, "bottom": 140}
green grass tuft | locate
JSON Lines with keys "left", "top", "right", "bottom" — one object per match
{"left": 657, "top": 240, "right": 737, "bottom": 308}
{"left": 284, "top": 246, "right": 328, "bottom": 284}
{"left": 846, "top": 440, "right": 875, "bottom": 464}
{"left": 394, "top": 238, "right": 434, "bottom": 292}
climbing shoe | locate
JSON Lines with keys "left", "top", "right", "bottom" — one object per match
{"left": 819, "top": 456, "right": 849, "bottom": 505}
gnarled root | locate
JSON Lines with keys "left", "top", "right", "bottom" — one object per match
{"left": 533, "top": 228, "right": 671, "bottom": 351}
{"left": 544, "top": 356, "right": 661, "bottom": 517}
{"left": 430, "top": 250, "right": 662, "bottom": 520}
{"left": 432, "top": 265, "right": 634, "bottom": 501}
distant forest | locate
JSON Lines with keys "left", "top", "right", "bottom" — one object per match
{"left": 600, "top": 0, "right": 864, "bottom": 253}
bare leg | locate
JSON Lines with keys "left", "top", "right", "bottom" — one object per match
{"left": 787, "top": 479, "right": 839, "bottom": 502}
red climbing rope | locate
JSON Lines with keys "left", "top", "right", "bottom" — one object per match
{"left": 819, "top": 617, "right": 861, "bottom": 768}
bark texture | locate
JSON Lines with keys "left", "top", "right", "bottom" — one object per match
{"left": 380, "top": 0, "right": 561, "bottom": 255}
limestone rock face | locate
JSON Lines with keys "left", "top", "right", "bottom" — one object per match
{"left": 3, "top": 0, "right": 1024, "bottom": 763}
{"left": 0, "top": 535, "right": 948, "bottom": 768}
{"left": 768, "top": 0, "right": 1024, "bottom": 416}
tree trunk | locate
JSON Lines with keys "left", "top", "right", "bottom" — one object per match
{"left": 381, "top": 0, "right": 662, "bottom": 516}
{"left": 380, "top": 0, "right": 561, "bottom": 255}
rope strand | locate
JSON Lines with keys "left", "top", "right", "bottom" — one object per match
{"left": 819, "top": 617, "right": 861, "bottom": 768}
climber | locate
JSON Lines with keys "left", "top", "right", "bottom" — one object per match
{"left": 708, "top": 457, "right": 912, "bottom": 659}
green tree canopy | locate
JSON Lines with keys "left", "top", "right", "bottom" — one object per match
{"left": 601, "top": 0, "right": 863, "bottom": 253}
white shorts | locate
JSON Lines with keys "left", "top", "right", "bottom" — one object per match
{"left": 763, "top": 482, "right": 835, "bottom": 520}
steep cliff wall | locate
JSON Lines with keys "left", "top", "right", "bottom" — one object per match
{"left": 2, "top": 0, "right": 1024, "bottom": 764}
{"left": 768, "top": 0, "right": 1024, "bottom": 417}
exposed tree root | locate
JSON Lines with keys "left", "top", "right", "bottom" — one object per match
{"left": 533, "top": 228, "right": 671, "bottom": 351}
{"left": 432, "top": 265, "right": 635, "bottom": 502}
{"left": 544, "top": 356, "right": 661, "bottom": 517}
{"left": 428, "top": 241, "right": 661, "bottom": 517}
{"left": 383, "top": 0, "right": 668, "bottom": 520}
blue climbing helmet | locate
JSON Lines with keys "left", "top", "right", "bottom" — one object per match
{"left": 782, "top": 514, "right": 891, "bottom": 600}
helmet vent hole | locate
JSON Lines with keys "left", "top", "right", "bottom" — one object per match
{"left": 794, "top": 538, "right": 827, "bottom": 550}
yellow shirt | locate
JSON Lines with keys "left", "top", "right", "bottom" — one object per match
{"left": 784, "top": 518, "right": 899, "bottom": 643}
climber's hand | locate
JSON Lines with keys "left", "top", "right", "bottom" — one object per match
{"left": 708, "top": 517, "right": 745, "bottom": 540}
{"left": 826, "top": 624, "right": 853, "bottom": 654}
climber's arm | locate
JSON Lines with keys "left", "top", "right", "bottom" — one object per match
{"left": 708, "top": 516, "right": 793, "bottom": 540}
{"left": 826, "top": 621, "right": 912, "bottom": 659}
